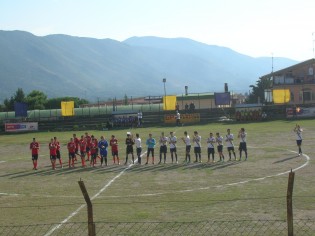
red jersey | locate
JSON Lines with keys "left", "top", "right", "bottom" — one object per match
{"left": 54, "top": 141, "right": 60, "bottom": 151}
{"left": 79, "top": 138, "right": 87, "bottom": 152}
{"left": 90, "top": 140, "right": 98, "bottom": 154}
{"left": 74, "top": 137, "right": 80, "bottom": 149}
{"left": 86, "top": 135, "right": 92, "bottom": 146}
{"left": 49, "top": 142, "right": 57, "bottom": 156}
{"left": 67, "top": 141, "right": 76, "bottom": 153}
{"left": 110, "top": 138, "right": 118, "bottom": 152}
{"left": 30, "top": 142, "right": 40, "bottom": 155}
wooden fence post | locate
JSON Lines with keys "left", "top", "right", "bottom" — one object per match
{"left": 287, "top": 169, "right": 295, "bottom": 236}
{"left": 78, "top": 179, "right": 96, "bottom": 236}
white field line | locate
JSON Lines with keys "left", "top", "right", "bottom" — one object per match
{"left": 96, "top": 149, "right": 310, "bottom": 199}
{"left": 0, "top": 161, "right": 6, "bottom": 164}
{"left": 44, "top": 152, "right": 146, "bottom": 236}
{"left": 0, "top": 192, "right": 20, "bottom": 196}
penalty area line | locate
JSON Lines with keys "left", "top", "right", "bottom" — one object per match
{"left": 44, "top": 151, "right": 147, "bottom": 236}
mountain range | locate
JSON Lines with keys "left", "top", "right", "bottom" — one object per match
{"left": 0, "top": 30, "right": 298, "bottom": 102}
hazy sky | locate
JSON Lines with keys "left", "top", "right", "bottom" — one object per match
{"left": 1, "top": 0, "right": 315, "bottom": 61}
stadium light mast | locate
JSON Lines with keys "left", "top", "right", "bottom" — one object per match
{"left": 163, "top": 78, "right": 167, "bottom": 110}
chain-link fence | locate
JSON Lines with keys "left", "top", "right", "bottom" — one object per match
{"left": 1, "top": 219, "right": 314, "bottom": 236}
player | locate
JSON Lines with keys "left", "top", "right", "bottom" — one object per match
{"left": 225, "top": 129, "right": 236, "bottom": 161}
{"left": 294, "top": 124, "right": 303, "bottom": 156}
{"left": 49, "top": 138, "right": 57, "bottom": 170}
{"left": 169, "top": 131, "right": 178, "bottom": 164}
{"left": 98, "top": 135, "right": 109, "bottom": 166}
{"left": 135, "top": 133, "right": 142, "bottom": 164}
{"left": 206, "top": 132, "right": 216, "bottom": 162}
{"left": 145, "top": 133, "right": 156, "bottom": 165}
{"left": 73, "top": 134, "right": 80, "bottom": 161}
{"left": 85, "top": 132, "right": 92, "bottom": 161}
{"left": 67, "top": 138, "right": 76, "bottom": 168}
{"left": 193, "top": 131, "right": 202, "bottom": 163}
{"left": 110, "top": 135, "right": 120, "bottom": 165}
{"left": 30, "top": 138, "right": 39, "bottom": 170}
{"left": 158, "top": 132, "right": 168, "bottom": 164}
{"left": 238, "top": 128, "right": 248, "bottom": 161}
{"left": 53, "top": 137, "right": 63, "bottom": 168}
{"left": 79, "top": 135, "right": 87, "bottom": 167}
{"left": 216, "top": 132, "right": 225, "bottom": 162}
{"left": 91, "top": 135, "right": 99, "bottom": 164}
{"left": 182, "top": 131, "right": 191, "bottom": 163}
{"left": 137, "top": 110, "right": 143, "bottom": 127}
{"left": 90, "top": 136, "right": 98, "bottom": 167}
{"left": 125, "top": 132, "right": 135, "bottom": 165}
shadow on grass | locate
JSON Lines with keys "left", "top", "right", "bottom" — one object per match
{"left": 0, "top": 170, "right": 33, "bottom": 178}
{"left": 8, "top": 165, "right": 92, "bottom": 178}
{"left": 7, "top": 159, "right": 243, "bottom": 178}
{"left": 273, "top": 155, "right": 299, "bottom": 164}
{"left": 181, "top": 160, "right": 242, "bottom": 170}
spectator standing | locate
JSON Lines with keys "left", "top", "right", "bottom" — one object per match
{"left": 176, "top": 111, "right": 181, "bottom": 126}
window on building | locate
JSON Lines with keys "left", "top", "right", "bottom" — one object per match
{"left": 303, "top": 90, "right": 312, "bottom": 102}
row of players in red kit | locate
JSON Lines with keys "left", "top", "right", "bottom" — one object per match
{"left": 29, "top": 133, "right": 117, "bottom": 170}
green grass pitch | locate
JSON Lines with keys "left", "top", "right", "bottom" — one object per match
{"left": 0, "top": 120, "right": 314, "bottom": 228}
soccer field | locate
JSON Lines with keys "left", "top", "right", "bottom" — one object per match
{"left": 0, "top": 120, "right": 314, "bottom": 235}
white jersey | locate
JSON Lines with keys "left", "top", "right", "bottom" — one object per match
{"left": 169, "top": 136, "right": 177, "bottom": 149}
{"left": 295, "top": 129, "right": 302, "bottom": 140}
{"left": 207, "top": 137, "right": 216, "bottom": 148}
{"left": 193, "top": 135, "right": 201, "bottom": 147}
{"left": 176, "top": 112, "right": 180, "bottom": 119}
{"left": 239, "top": 132, "right": 247, "bottom": 143}
{"left": 184, "top": 135, "right": 191, "bottom": 146}
{"left": 216, "top": 136, "right": 224, "bottom": 146}
{"left": 137, "top": 112, "right": 142, "bottom": 119}
{"left": 159, "top": 136, "right": 168, "bottom": 146}
{"left": 225, "top": 133, "right": 234, "bottom": 148}
{"left": 135, "top": 138, "right": 141, "bottom": 148}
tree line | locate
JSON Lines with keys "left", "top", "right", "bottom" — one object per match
{"left": 0, "top": 77, "right": 269, "bottom": 112}
{"left": 246, "top": 77, "right": 272, "bottom": 104}
{"left": 0, "top": 88, "right": 89, "bottom": 112}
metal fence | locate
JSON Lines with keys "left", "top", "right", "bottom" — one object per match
{"left": 1, "top": 219, "right": 314, "bottom": 236}
{"left": 0, "top": 103, "right": 164, "bottom": 121}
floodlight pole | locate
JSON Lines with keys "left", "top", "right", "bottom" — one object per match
{"left": 163, "top": 78, "right": 167, "bottom": 110}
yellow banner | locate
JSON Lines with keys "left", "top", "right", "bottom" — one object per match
{"left": 164, "top": 113, "right": 200, "bottom": 124}
{"left": 272, "top": 89, "right": 290, "bottom": 104}
{"left": 61, "top": 101, "right": 75, "bottom": 116}
{"left": 163, "top": 96, "right": 177, "bottom": 111}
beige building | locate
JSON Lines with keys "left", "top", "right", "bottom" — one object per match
{"left": 261, "top": 58, "right": 315, "bottom": 104}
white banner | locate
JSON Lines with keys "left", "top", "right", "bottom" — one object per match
{"left": 5, "top": 122, "right": 38, "bottom": 132}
